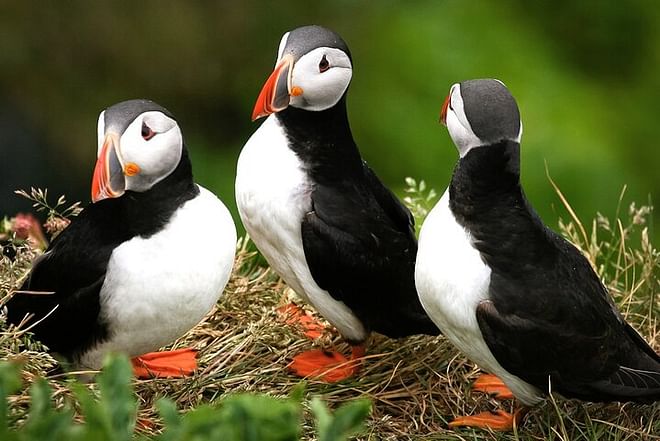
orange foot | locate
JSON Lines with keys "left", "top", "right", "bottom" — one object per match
{"left": 277, "top": 303, "right": 326, "bottom": 339}
{"left": 449, "top": 409, "right": 522, "bottom": 431}
{"left": 473, "top": 373, "right": 514, "bottom": 399}
{"left": 289, "top": 345, "right": 365, "bottom": 382}
{"left": 131, "top": 347, "right": 197, "bottom": 379}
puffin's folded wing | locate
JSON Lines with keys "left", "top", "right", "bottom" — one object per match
{"left": 476, "top": 299, "right": 660, "bottom": 402}
{"left": 362, "top": 162, "right": 415, "bottom": 236}
{"left": 7, "top": 273, "right": 107, "bottom": 358}
{"left": 301, "top": 208, "right": 377, "bottom": 303}
{"left": 6, "top": 222, "right": 112, "bottom": 358}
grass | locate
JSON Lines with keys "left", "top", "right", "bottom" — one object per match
{"left": 0, "top": 180, "right": 659, "bottom": 440}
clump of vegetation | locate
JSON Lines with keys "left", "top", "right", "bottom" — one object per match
{"left": 14, "top": 188, "right": 82, "bottom": 239}
{"left": 0, "top": 355, "right": 370, "bottom": 441}
{"left": 0, "top": 184, "right": 658, "bottom": 440}
{"left": 403, "top": 177, "right": 437, "bottom": 235}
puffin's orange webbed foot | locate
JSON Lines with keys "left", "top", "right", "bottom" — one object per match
{"left": 277, "top": 303, "right": 325, "bottom": 339}
{"left": 289, "top": 345, "right": 365, "bottom": 382}
{"left": 472, "top": 373, "right": 515, "bottom": 399}
{"left": 131, "top": 347, "right": 197, "bottom": 379}
{"left": 449, "top": 409, "right": 521, "bottom": 431}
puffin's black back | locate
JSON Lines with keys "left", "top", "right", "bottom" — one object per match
{"left": 277, "top": 100, "right": 439, "bottom": 338}
{"left": 6, "top": 150, "right": 198, "bottom": 362}
{"left": 449, "top": 140, "right": 660, "bottom": 402}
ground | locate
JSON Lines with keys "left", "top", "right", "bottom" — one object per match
{"left": 1, "top": 186, "right": 658, "bottom": 440}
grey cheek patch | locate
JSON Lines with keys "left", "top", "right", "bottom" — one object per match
{"left": 108, "top": 146, "right": 125, "bottom": 193}
{"left": 274, "top": 66, "right": 292, "bottom": 110}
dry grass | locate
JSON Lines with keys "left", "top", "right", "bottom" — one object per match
{"left": 0, "top": 184, "right": 659, "bottom": 440}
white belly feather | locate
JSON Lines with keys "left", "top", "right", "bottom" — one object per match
{"left": 415, "top": 189, "right": 542, "bottom": 405}
{"left": 235, "top": 116, "right": 366, "bottom": 342}
{"left": 80, "top": 186, "right": 236, "bottom": 369}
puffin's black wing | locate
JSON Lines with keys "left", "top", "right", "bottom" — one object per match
{"left": 301, "top": 163, "right": 438, "bottom": 338}
{"left": 476, "top": 227, "right": 660, "bottom": 403}
{"left": 6, "top": 205, "right": 120, "bottom": 360}
{"left": 361, "top": 162, "right": 415, "bottom": 236}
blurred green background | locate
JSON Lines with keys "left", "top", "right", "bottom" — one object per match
{"left": 0, "top": 1, "right": 657, "bottom": 242}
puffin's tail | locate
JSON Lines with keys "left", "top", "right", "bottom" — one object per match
{"left": 588, "top": 324, "right": 660, "bottom": 403}
{"left": 589, "top": 366, "right": 660, "bottom": 403}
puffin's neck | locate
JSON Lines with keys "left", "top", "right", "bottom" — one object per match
{"left": 449, "top": 140, "right": 523, "bottom": 227}
{"left": 96, "top": 148, "right": 199, "bottom": 240}
{"left": 448, "top": 140, "right": 558, "bottom": 272}
{"left": 276, "top": 95, "right": 363, "bottom": 182}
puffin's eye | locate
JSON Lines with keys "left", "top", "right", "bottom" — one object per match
{"left": 141, "top": 122, "right": 156, "bottom": 141}
{"left": 318, "top": 55, "right": 330, "bottom": 73}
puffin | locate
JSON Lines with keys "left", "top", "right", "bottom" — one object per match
{"left": 415, "top": 79, "right": 660, "bottom": 429}
{"left": 236, "top": 25, "right": 439, "bottom": 382}
{"left": 6, "top": 99, "right": 237, "bottom": 378}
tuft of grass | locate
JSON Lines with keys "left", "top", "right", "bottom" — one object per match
{"left": 0, "top": 183, "right": 658, "bottom": 440}
{"left": 0, "top": 355, "right": 370, "bottom": 441}
{"left": 13, "top": 188, "right": 82, "bottom": 223}
{"left": 403, "top": 177, "right": 438, "bottom": 235}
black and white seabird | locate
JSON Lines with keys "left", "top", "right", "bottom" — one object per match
{"left": 415, "top": 79, "right": 660, "bottom": 429}
{"left": 236, "top": 25, "right": 439, "bottom": 381}
{"left": 6, "top": 99, "right": 236, "bottom": 377}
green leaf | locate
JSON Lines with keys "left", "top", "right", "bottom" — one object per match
{"left": 0, "top": 362, "right": 22, "bottom": 440}
{"left": 23, "top": 379, "right": 74, "bottom": 441}
{"left": 219, "top": 394, "right": 301, "bottom": 441}
{"left": 155, "top": 399, "right": 181, "bottom": 441}
{"left": 312, "top": 398, "right": 371, "bottom": 441}
{"left": 158, "top": 393, "right": 302, "bottom": 441}
{"left": 71, "top": 354, "right": 136, "bottom": 441}
{"left": 96, "top": 354, "right": 136, "bottom": 441}
{"left": 288, "top": 382, "right": 306, "bottom": 403}
{"left": 310, "top": 398, "right": 332, "bottom": 437}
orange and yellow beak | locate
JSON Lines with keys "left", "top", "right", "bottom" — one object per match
{"left": 251, "top": 54, "right": 295, "bottom": 121}
{"left": 440, "top": 93, "right": 450, "bottom": 126}
{"left": 91, "top": 133, "right": 125, "bottom": 202}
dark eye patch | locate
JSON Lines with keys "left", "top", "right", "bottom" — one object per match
{"left": 319, "top": 55, "right": 330, "bottom": 73}
{"left": 141, "top": 122, "right": 156, "bottom": 140}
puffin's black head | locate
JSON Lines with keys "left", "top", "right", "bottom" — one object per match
{"left": 92, "top": 99, "right": 185, "bottom": 202}
{"left": 252, "top": 25, "right": 353, "bottom": 120}
{"left": 440, "top": 79, "right": 522, "bottom": 157}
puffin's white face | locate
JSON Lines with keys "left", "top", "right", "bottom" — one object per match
{"left": 92, "top": 109, "right": 182, "bottom": 202}
{"left": 442, "top": 83, "right": 482, "bottom": 157}
{"left": 288, "top": 46, "right": 352, "bottom": 112}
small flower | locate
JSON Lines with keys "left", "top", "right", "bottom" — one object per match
{"left": 11, "top": 213, "right": 48, "bottom": 250}
{"left": 44, "top": 216, "right": 71, "bottom": 238}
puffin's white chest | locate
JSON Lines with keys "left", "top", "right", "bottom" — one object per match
{"left": 235, "top": 116, "right": 313, "bottom": 298}
{"left": 81, "top": 186, "right": 236, "bottom": 368}
{"left": 415, "top": 189, "right": 542, "bottom": 404}
{"left": 235, "top": 116, "right": 366, "bottom": 342}
{"left": 415, "top": 190, "right": 492, "bottom": 358}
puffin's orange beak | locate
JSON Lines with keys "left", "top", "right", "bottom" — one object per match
{"left": 440, "top": 93, "right": 450, "bottom": 126}
{"left": 91, "top": 133, "right": 125, "bottom": 202}
{"left": 251, "top": 54, "right": 295, "bottom": 121}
